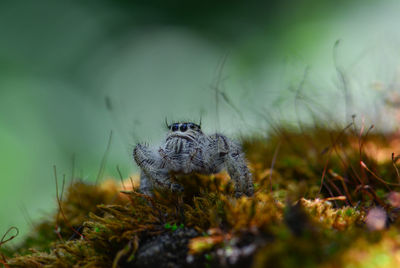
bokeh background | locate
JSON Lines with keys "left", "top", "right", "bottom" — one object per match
{"left": 1, "top": 0, "right": 400, "bottom": 244}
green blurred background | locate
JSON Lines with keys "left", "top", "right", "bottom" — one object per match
{"left": 1, "top": 0, "right": 400, "bottom": 244}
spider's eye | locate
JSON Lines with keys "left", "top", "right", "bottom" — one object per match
{"left": 180, "top": 123, "right": 187, "bottom": 132}
{"left": 172, "top": 124, "right": 179, "bottom": 131}
{"left": 189, "top": 123, "right": 195, "bottom": 129}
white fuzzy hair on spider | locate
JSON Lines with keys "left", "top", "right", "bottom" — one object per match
{"left": 133, "top": 121, "right": 254, "bottom": 197}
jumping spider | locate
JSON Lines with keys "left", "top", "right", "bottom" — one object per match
{"left": 133, "top": 122, "right": 254, "bottom": 197}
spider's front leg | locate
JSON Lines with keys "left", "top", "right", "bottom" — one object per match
{"left": 133, "top": 144, "right": 183, "bottom": 195}
{"left": 211, "top": 134, "right": 254, "bottom": 197}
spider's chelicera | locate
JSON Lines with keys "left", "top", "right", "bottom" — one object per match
{"left": 133, "top": 122, "right": 254, "bottom": 197}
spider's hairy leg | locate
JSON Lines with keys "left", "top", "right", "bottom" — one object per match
{"left": 133, "top": 144, "right": 183, "bottom": 194}
{"left": 138, "top": 170, "right": 153, "bottom": 196}
{"left": 184, "top": 147, "right": 203, "bottom": 173}
{"left": 211, "top": 134, "right": 254, "bottom": 197}
{"left": 226, "top": 149, "right": 254, "bottom": 197}
{"left": 158, "top": 148, "right": 179, "bottom": 171}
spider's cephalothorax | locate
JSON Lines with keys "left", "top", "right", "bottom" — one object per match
{"left": 133, "top": 122, "right": 254, "bottom": 197}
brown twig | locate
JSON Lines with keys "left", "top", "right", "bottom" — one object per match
{"left": 329, "top": 169, "right": 353, "bottom": 206}
{"left": 54, "top": 165, "right": 85, "bottom": 240}
{"left": 319, "top": 122, "right": 353, "bottom": 194}
{"left": 269, "top": 141, "right": 281, "bottom": 193}
{"left": 392, "top": 153, "right": 400, "bottom": 183}
{"left": 360, "top": 161, "right": 399, "bottom": 188}
{"left": 117, "top": 165, "right": 126, "bottom": 190}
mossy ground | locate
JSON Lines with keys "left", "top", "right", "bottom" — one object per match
{"left": 3, "top": 124, "right": 400, "bottom": 267}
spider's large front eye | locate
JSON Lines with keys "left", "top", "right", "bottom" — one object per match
{"left": 180, "top": 123, "right": 187, "bottom": 132}
{"left": 172, "top": 124, "right": 179, "bottom": 131}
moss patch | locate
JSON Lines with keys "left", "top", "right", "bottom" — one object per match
{"left": 3, "top": 126, "right": 400, "bottom": 267}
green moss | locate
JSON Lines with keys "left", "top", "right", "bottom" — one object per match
{"left": 4, "top": 126, "right": 400, "bottom": 267}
